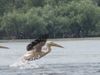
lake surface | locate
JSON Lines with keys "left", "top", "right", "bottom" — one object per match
{"left": 0, "top": 39, "right": 100, "bottom": 75}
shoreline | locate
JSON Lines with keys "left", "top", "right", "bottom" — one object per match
{"left": 0, "top": 37, "right": 100, "bottom": 42}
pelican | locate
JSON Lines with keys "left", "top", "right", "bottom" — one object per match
{"left": 0, "top": 45, "right": 9, "bottom": 49}
{"left": 21, "top": 34, "right": 64, "bottom": 62}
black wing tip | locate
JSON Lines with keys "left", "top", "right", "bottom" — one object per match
{"left": 27, "top": 33, "right": 49, "bottom": 51}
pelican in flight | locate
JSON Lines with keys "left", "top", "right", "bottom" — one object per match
{"left": 21, "top": 34, "right": 64, "bottom": 62}
{"left": 0, "top": 45, "right": 9, "bottom": 49}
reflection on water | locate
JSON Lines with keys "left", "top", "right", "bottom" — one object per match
{"left": 0, "top": 39, "right": 100, "bottom": 75}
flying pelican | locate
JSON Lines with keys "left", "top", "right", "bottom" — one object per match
{"left": 21, "top": 34, "right": 64, "bottom": 62}
{"left": 0, "top": 45, "right": 9, "bottom": 49}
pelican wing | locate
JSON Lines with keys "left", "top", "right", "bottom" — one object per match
{"left": 26, "top": 34, "right": 49, "bottom": 51}
{"left": 0, "top": 46, "right": 9, "bottom": 49}
{"left": 23, "top": 49, "right": 51, "bottom": 61}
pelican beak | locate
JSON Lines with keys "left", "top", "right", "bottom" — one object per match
{"left": 50, "top": 42, "right": 64, "bottom": 48}
{"left": 0, "top": 46, "right": 9, "bottom": 49}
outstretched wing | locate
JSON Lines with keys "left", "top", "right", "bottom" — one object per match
{"left": 0, "top": 46, "right": 9, "bottom": 49}
{"left": 26, "top": 34, "right": 49, "bottom": 51}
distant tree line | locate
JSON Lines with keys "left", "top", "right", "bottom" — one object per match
{"left": 0, "top": 0, "right": 100, "bottom": 39}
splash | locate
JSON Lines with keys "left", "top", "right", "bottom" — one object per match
{"left": 9, "top": 58, "right": 39, "bottom": 69}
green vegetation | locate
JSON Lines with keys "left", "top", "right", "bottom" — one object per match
{"left": 0, "top": 0, "right": 100, "bottom": 39}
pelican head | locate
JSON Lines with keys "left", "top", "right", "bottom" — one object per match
{"left": 47, "top": 41, "right": 64, "bottom": 48}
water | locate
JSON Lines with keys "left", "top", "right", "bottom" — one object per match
{"left": 0, "top": 39, "right": 100, "bottom": 75}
